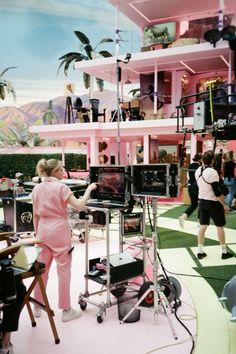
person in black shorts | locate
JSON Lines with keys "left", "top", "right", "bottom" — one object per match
{"left": 195, "top": 150, "right": 234, "bottom": 260}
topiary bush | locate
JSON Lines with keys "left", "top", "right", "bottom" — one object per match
{"left": 0, "top": 153, "right": 87, "bottom": 178}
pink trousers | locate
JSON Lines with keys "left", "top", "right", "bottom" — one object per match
{"left": 34, "top": 244, "right": 72, "bottom": 310}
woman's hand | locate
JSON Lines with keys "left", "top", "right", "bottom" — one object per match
{"left": 89, "top": 182, "right": 98, "bottom": 191}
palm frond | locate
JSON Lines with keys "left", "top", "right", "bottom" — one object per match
{"left": 98, "top": 50, "right": 113, "bottom": 58}
{"left": 57, "top": 53, "right": 88, "bottom": 76}
{"left": 83, "top": 44, "right": 93, "bottom": 59}
{"left": 64, "top": 58, "right": 76, "bottom": 76}
{"left": 83, "top": 73, "right": 90, "bottom": 90}
{"left": 0, "top": 86, "right": 6, "bottom": 100}
{"left": 128, "top": 88, "right": 141, "bottom": 97}
{"left": 0, "top": 66, "right": 17, "bottom": 78}
{"left": 94, "top": 38, "right": 113, "bottom": 50}
{"left": 58, "top": 52, "right": 81, "bottom": 60}
{"left": 5, "top": 80, "right": 16, "bottom": 101}
{"left": 74, "top": 31, "right": 90, "bottom": 45}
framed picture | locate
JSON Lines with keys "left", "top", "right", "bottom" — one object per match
{"left": 143, "top": 22, "right": 176, "bottom": 47}
{"left": 149, "top": 137, "right": 159, "bottom": 163}
{"left": 158, "top": 145, "right": 178, "bottom": 163}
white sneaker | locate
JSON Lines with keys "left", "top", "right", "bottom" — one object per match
{"left": 179, "top": 213, "right": 187, "bottom": 228}
{"left": 33, "top": 306, "right": 42, "bottom": 318}
{"left": 62, "top": 308, "right": 82, "bottom": 322}
{"left": 0, "top": 343, "right": 13, "bottom": 354}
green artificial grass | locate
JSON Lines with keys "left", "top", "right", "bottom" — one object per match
{"left": 194, "top": 265, "right": 236, "bottom": 297}
{"left": 161, "top": 205, "right": 236, "bottom": 230}
{"left": 155, "top": 227, "right": 218, "bottom": 249}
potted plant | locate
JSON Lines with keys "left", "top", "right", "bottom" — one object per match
{"left": 57, "top": 30, "right": 113, "bottom": 93}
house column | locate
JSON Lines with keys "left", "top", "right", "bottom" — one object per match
{"left": 86, "top": 142, "right": 90, "bottom": 169}
{"left": 143, "top": 135, "right": 149, "bottom": 164}
{"left": 90, "top": 136, "right": 99, "bottom": 165}
{"left": 190, "top": 133, "right": 197, "bottom": 160}
{"left": 61, "top": 140, "right": 65, "bottom": 166}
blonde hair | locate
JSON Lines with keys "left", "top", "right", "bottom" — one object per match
{"left": 36, "top": 159, "right": 62, "bottom": 177}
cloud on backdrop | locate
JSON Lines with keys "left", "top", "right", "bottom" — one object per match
{"left": 1, "top": 0, "right": 139, "bottom": 107}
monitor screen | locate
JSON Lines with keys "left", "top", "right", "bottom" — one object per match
{"left": 132, "top": 163, "right": 179, "bottom": 197}
{"left": 89, "top": 166, "right": 130, "bottom": 203}
{"left": 97, "top": 171, "right": 125, "bottom": 196}
{"left": 121, "top": 212, "right": 143, "bottom": 236}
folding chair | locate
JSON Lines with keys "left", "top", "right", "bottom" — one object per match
{"left": 0, "top": 232, "right": 60, "bottom": 344}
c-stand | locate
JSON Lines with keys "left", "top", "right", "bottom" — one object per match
{"left": 120, "top": 197, "right": 178, "bottom": 339}
{"left": 64, "top": 96, "right": 75, "bottom": 124}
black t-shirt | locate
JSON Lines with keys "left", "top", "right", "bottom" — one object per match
{"left": 188, "top": 162, "right": 201, "bottom": 185}
{"left": 223, "top": 160, "right": 235, "bottom": 179}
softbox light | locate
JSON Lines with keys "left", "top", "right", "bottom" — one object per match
{"left": 74, "top": 97, "right": 83, "bottom": 111}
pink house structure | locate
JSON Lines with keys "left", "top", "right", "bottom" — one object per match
{"left": 30, "top": 0, "right": 236, "bottom": 169}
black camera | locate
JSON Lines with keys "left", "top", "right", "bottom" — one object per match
{"left": 0, "top": 259, "right": 17, "bottom": 305}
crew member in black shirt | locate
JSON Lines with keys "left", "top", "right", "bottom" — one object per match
{"left": 179, "top": 153, "right": 202, "bottom": 227}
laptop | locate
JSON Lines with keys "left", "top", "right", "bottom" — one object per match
{"left": 12, "top": 245, "right": 42, "bottom": 272}
{"left": 108, "top": 252, "right": 136, "bottom": 267}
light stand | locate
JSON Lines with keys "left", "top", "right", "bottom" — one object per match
{"left": 120, "top": 197, "right": 178, "bottom": 339}
{"left": 114, "top": 28, "right": 131, "bottom": 165}
{"left": 64, "top": 96, "right": 75, "bottom": 124}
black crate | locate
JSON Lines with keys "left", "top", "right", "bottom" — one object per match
{"left": 87, "top": 256, "right": 144, "bottom": 285}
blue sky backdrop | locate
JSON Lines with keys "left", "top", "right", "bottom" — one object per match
{"left": 1, "top": 0, "right": 140, "bottom": 106}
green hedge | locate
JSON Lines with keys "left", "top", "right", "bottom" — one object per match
{"left": 0, "top": 153, "right": 87, "bottom": 178}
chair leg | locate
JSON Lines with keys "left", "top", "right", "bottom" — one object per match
{"left": 22, "top": 273, "right": 60, "bottom": 344}
{"left": 37, "top": 273, "right": 60, "bottom": 344}
{"left": 26, "top": 301, "right": 36, "bottom": 327}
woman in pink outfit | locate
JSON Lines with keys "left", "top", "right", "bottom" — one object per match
{"left": 32, "top": 158, "right": 97, "bottom": 322}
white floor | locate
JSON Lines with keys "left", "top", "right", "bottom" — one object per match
{"left": 2, "top": 204, "right": 236, "bottom": 354}
{"left": 12, "top": 210, "right": 197, "bottom": 354}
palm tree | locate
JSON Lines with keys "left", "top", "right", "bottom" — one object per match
{"left": 42, "top": 100, "right": 59, "bottom": 125}
{"left": 0, "top": 116, "right": 45, "bottom": 147}
{"left": 57, "top": 30, "right": 113, "bottom": 92}
{"left": 0, "top": 67, "right": 17, "bottom": 101}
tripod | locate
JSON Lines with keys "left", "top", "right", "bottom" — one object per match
{"left": 64, "top": 96, "right": 75, "bottom": 124}
{"left": 120, "top": 197, "right": 178, "bottom": 339}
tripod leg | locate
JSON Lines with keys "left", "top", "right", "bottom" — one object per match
{"left": 157, "top": 289, "right": 178, "bottom": 339}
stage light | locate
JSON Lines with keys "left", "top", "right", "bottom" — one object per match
{"left": 221, "top": 25, "right": 236, "bottom": 41}
{"left": 203, "top": 29, "right": 221, "bottom": 48}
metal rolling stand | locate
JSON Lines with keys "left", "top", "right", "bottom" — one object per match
{"left": 121, "top": 197, "right": 152, "bottom": 281}
{"left": 78, "top": 205, "right": 143, "bottom": 323}
{"left": 120, "top": 197, "right": 178, "bottom": 340}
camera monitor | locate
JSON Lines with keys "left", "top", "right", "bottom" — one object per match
{"left": 121, "top": 212, "right": 143, "bottom": 236}
{"left": 89, "top": 165, "right": 131, "bottom": 205}
{"left": 132, "top": 163, "right": 179, "bottom": 197}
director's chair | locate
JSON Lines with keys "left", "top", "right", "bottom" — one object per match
{"left": 0, "top": 232, "right": 60, "bottom": 344}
